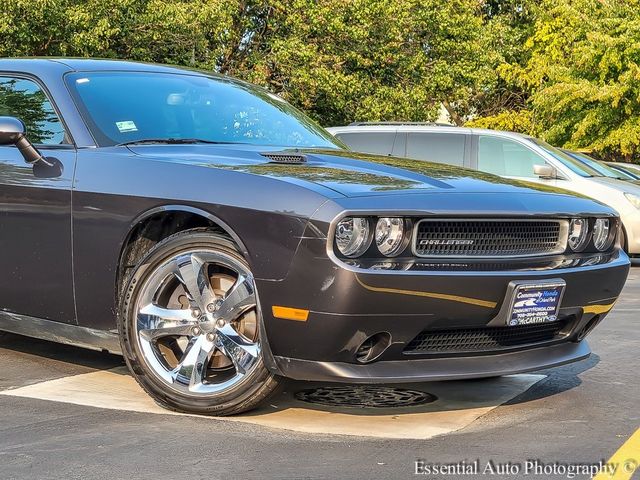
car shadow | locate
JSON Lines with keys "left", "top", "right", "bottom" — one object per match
{"left": 241, "top": 354, "right": 601, "bottom": 418}
{"left": 503, "top": 353, "right": 600, "bottom": 406}
{"left": 0, "top": 331, "right": 599, "bottom": 418}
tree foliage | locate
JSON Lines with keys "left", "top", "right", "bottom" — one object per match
{"left": 241, "top": 0, "right": 504, "bottom": 126}
{"left": 2, "top": 0, "right": 640, "bottom": 158}
{"left": 0, "top": 0, "right": 504, "bottom": 126}
{"left": 0, "top": 78, "right": 60, "bottom": 143}
{"left": 496, "top": 0, "right": 640, "bottom": 160}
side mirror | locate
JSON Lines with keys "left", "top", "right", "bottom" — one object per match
{"left": 534, "top": 164, "right": 557, "bottom": 179}
{"left": 33, "top": 156, "right": 63, "bottom": 178}
{"left": 0, "top": 116, "right": 49, "bottom": 165}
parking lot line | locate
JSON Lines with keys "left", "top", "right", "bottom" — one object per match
{"left": 593, "top": 427, "right": 640, "bottom": 480}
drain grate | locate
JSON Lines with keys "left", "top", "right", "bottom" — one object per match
{"left": 295, "top": 386, "right": 437, "bottom": 408}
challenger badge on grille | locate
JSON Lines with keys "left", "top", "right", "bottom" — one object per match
{"left": 420, "top": 239, "right": 475, "bottom": 246}
{"left": 413, "top": 219, "right": 566, "bottom": 258}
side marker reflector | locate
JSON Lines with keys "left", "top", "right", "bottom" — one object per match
{"left": 272, "top": 306, "right": 309, "bottom": 322}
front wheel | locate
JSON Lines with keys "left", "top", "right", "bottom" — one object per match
{"left": 119, "top": 229, "right": 281, "bottom": 415}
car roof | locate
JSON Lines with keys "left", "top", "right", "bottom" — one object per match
{"left": 0, "top": 57, "right": 213, "bottom": 76}
{"left": 326, "top": 123, "right": 532, "bottom": 140}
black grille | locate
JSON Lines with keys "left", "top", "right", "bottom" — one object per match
{"left": 414, "top": 219, "right": 563, "bottom": 257}
{"left": 404, "top": 320, "right": 568, "bottom": 354}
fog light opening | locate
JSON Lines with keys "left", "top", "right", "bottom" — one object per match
{"left": 577, "top": 315, "right": 601, "bottom": 341}
{"left": 355, "top": 332, "right": 391, "bottom": 364}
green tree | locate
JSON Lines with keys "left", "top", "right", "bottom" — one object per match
{"left": 234, "top": 0, "right": 501, "bottom": 126}
{"left": 494, "top": 0, "right": 640, "bottom": 160}
{"left": 0, "top": 79, "right": 60, "bottom": 143}
{"left": 0, "top": 0, "right": 506, "bottom": 127}
{"left": 466, "top": 0, "right": 539, "bottom": 131}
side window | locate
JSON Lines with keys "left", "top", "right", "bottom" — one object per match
{"left": 336, "top": 132, "right": 396, "bottom": 156}
{"left": 478, "top": 136, "right": 545, "bottom": 178}
{"left": 405, "top": 132, "right": 465, "bottom": 166}
{"left": 0, "top": 76, "right": 67, "bottom": 145}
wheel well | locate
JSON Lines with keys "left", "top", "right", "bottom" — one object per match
{"left": 117, "top": 211, "right": 228, "bottom": 295}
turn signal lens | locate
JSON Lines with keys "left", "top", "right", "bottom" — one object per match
{"left": 375, "top": 217, "right": 405, "bottom": 257}
{"left": 568, "top": 218, "right": 589, "bottom": 252}
{"left": 335, "top": 217, "right": 371, "bottom": 257}
{"left": 593, "top": 218, "right": 614, "bottom": 251}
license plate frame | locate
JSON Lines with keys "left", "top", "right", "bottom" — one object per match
{"left": 507, "top": 281, "right": 566, "bottom": 326}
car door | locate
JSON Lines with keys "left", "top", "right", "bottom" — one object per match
{"left": 473, "top": 134, "right": 560, "bottom": 187}
{"left": 0, "top": 75, "right": 76, "bottom": 323}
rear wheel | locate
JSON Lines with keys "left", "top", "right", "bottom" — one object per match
{"left": 119, "top": 229, "right": 281, "bottom": 415}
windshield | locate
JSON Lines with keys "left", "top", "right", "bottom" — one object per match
{"left": 612, "top": 163, "right": 640, "bottom": 179}
{"left": 528, "top": 138, "right": 598, "bottom": 177}
{"left": 564, "top": 151, "right": 631, "bottom": 179}
{"left": 65, "top": 71, "right": 341, "bottom": 148}
{"left": 619, "top": 163, "right": 640, "bottom": 174}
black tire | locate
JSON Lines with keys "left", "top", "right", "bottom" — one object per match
{"left": 118, "top": 228, "right": 281, "bottom": 415}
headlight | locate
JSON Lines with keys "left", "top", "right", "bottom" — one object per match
{"left": 375, "top": 217, "right": 406, "bottom": 257}
{"left": 335, "top": 217, "right": 371, "bottom": 257}
{"left": 625, "top": 192, "right": 640, "bottom": 210}
{"left": 568, "top": 218, "right": 589, "bottom": 252}
{"left": 593, "top": 218, "right": 614, "bottom": 251}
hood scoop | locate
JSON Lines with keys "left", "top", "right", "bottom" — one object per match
{"left": 261, "top": 152, "right": 307, "bottom": 164}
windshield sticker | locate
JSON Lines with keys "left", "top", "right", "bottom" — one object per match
{"left": 116, "top": 121, "right": 138, "bottom": 133}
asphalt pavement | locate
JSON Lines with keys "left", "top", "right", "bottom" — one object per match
{"left": 0, "top": 264, "right": 639, "bottom": 480}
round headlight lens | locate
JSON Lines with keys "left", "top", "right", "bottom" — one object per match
{"left": 335, "top": 217, "right": 371, "bottom": 257}
{"left": 593, "top": 218, "right": 614, "bottom": 251}
{"left": 624, "top": 192, "right": 640, "bottom": 210}
{"left": 375, "top": 217, "right": 405, "bottom": 257}
{"left": 568, "top": 218, "right": 589, "bottom": 252}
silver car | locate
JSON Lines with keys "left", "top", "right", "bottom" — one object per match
{"left": 606, "top": 161, "right": 640, "bottom": 180}
{"left": 328, "top": 123, "right": 640, "bottom": 254}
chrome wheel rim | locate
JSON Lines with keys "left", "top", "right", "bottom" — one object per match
{"left": 134, "top": 248, "right": 261, "bottom": 396}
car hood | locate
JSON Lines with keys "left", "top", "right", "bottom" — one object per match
{"left": 127, "top": 144, "right": 587, "bottom": 198}
{"left": 588, "top": 175, "right": 640, "bottom": 192}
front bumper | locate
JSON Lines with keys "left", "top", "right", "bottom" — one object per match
{"left": 273, "top": 340, "right": 591, "bottom": 383}
{"left": 256, "top": 226, "right": 630, "bottom": 382}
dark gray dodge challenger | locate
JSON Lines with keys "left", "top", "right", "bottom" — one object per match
{"left": 0, "top": 58, "right": 630, "bottom": 415}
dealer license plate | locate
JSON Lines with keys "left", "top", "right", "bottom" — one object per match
{"left": 507, "top": 282, "right": 565, "bottom": 326}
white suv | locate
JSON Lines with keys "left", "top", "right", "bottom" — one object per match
{"left": 328, "top": 123, "right": 640, "bottom": 254}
